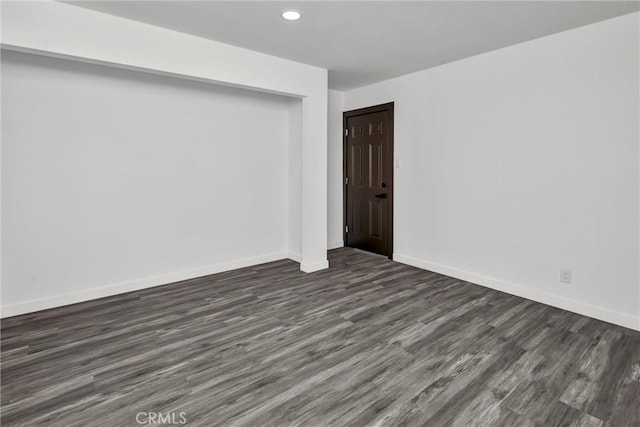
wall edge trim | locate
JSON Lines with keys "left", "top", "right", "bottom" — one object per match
{"left": 328, "top": 240, "right": 344, "bottom": 250}
{"left": 393, "top": 253, "right": 640, "bottom": 331}
{"left": 1, "top": 252, "right": 288, "bottom": 318}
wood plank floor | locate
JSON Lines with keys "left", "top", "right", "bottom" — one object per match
{"left": 2, "top": 248, "right": 639, "bottom": 426}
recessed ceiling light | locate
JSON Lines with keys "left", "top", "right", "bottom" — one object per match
{"left": 281, "top": 10, "right": 301, "bottom": 21}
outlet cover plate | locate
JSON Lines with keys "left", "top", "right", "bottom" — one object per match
{"left": 560, "top": 269, "right": 572, "bottom": 284}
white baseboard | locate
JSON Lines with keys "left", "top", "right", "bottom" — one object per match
{"left": 288, "top": 241, "right": 343, "bottom": 264}
{"left": 288, "top": 254, "right": 329, "bottom": 272}
{"left": 288, "top": 252, "right": 301, "bottom": 262}
{"left": 0, "top": 252, "right": 288, "bottom": 318}
{"left": 328, "top": 240, "right": 344, "bottom": 250}
{"left": 301, "top": 260, "right": 330, "bottom": 273}
{"left": 393, "top": 253, "right": 640, "bottom": 332}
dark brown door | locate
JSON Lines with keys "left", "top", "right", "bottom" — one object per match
{"left": 344, "top": 103, "right": 394, "bottom": 258}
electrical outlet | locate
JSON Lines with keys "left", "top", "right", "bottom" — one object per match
{"left": 560, "top": 269, "right": 572, "bottom": 284}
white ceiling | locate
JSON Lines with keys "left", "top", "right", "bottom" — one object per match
{"left": 68, "top": 1, "right": 640, "bottom": 91}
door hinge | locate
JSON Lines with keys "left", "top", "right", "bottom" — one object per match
{"left": 345, "top": 128, "right": 349, "bottom": 137}
{"left": 345, "top": 225, "right": 349, "bottom": 233}
{"left": 345, "top": 177, "right": 349, "bottom": 185}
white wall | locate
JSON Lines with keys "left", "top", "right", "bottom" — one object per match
{"left": 342, "top": 13, "right": 640, "bottom": 330}
{"left": 1, "top": 0, "right": 331, "bottom": 316}
{"left": 289, "top": 89, "right": 343, "bottom": 261}
{"left": 1, "top": 51, "right": 293, "bottom": 315}
{"left": 288, "top": 98, "right": 302, "bottom": 260}
{"left": 1, "top": 0, "right": 328, "bottom": 275}
{"left": 327, "top": 90, "right": 345, "bottom": 249}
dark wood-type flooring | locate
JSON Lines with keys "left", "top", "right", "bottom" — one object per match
{"left": 2, "top": 248, "right": 639, "bottom": 426}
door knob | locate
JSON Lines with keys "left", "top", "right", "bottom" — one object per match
{"left": 375, "top": 193, "right": 387, "bottom": 199}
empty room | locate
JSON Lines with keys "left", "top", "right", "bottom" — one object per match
{"left": 1, "top": 1, "right": 639, "bottom": 426}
